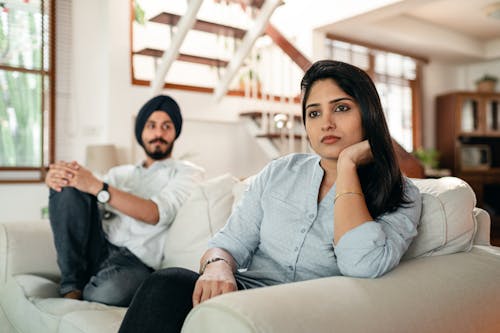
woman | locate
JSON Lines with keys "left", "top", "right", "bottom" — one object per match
{"left": 118, "top": 60, "right": 422, "bottom": 333}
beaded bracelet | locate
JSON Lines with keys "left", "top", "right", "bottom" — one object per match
{"left": 334, "top": 191, "right": 363, "bottom": 204}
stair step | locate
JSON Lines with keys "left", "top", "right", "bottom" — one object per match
{"left": 134, "top": 48, "right": 229, "bottom": 67}
{"left": 150, "top": 12, "right": 247, "bottom": 39}
{"left": 240, "top": 111, "right": 302, "bottom": 122}
{"left": 256, "top": 133, "right": 303, "bottom": 140}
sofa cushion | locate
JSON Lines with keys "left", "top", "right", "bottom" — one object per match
{"left": 58, "top": 308, "right": 126, "bottom": 333}
{"left": 0, "top": 274, "right": 120, "bottom": 333}
{"left": 403, "top": 177, "right": 477, "bottom": 260}
{"left": 161, "top": 174, "right": 237, "bottom": 271}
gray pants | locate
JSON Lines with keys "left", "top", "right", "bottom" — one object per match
{"left": 48, "top": 187, "right": 152, "bottom": 306}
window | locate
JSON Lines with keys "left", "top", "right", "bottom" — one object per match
{"left": 0, "top": 0, "right": 54, "bottom": 182}
{"left": 325, "top": 35, "right": 426, "bottom": 152}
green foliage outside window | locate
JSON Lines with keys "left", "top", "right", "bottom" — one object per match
{"left": 0, "top": 1, "right": 46, "bottom": 167}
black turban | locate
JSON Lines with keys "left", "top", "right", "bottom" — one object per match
{"left": 134, "top": 95, "right": 183, "bottom": 147}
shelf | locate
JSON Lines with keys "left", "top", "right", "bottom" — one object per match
{"left": 458, "top": 168, "right": 500, "bottom": 176}
{"left": 149, "top": 12, "right": 247, "bottom": 39}
{"left": 133, "top": 48, "right": 229, "bottom": 67}
{"left": 458, "top": 132, "right": 500, "bottom": 138}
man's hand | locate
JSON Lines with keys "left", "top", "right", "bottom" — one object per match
{"left": 45, "top": 161, "right": 79, "bottom": 192}
{"left": 338, "top": 140, "right": 373, "bottom": 168}
{"left": 66, "top": 162, "right": 102, "bottom": 195}
{"left": 192, "top": 261, "right": 237, "bottom": 306}
{"left": 45, "top": 160, "right": 101, "bottom": 195}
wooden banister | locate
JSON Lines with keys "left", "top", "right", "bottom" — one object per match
{"left": 392, "top": 139, "right": 425, "bottom": 178}
{"left": 264, "top": 24, "right": 312, "bottom": 72}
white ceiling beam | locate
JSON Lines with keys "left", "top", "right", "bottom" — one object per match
{"left": 213, "top": 0, "right": 282, "bottom": 102}
{"left": 150, "top": 0, "right": 203, "bottom": 96}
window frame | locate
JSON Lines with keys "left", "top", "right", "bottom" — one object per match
{"left": 0, "top": 0, "right": 55, "bottom": 183}
{"left": 325, "top": 33, "right": 428, "bottom": 151}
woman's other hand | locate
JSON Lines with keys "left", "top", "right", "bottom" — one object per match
{"left": 192, "top": 260, "right": 237, "bottom": 306}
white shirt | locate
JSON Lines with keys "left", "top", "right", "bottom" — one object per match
{"left": 102, "top": 159, "right": 204, "bottom": 269}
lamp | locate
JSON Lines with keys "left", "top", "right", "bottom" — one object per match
{"left": 85, "top": 144, "right": 119, "bottom": 177}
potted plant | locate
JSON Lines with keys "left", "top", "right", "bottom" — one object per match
{"left": 238, "top": 68, "right": 261, "bottom": 93}
{"left": 413, "top": 148, "right": 440, "bottom": 171}
{"left": 475, "top": 74, "right": 498, "bottom": 93}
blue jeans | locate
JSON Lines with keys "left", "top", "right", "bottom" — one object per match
{"left": 49, "top": 187, "right": 153, "bottom": 306}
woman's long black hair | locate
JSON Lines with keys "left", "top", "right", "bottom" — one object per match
{"left": 301, "top": 60, "right": 409, "bottom": 218}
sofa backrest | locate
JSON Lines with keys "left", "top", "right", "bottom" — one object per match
{"left": 161, "top": 174, "right": 237, "bottom": 271}
{"left": 161, "top": 175, "right": 483, "bottom": 270}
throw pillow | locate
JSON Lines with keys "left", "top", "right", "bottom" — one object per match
{"left": 403, "top": 177, "right": 477, "bottom": 260}
{"left": 161, "top": 174, "right": 237, "bottom": 271}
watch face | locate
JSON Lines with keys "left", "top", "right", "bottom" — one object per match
{"left": 97, "top": 190, "right": 110, "bottom": 203}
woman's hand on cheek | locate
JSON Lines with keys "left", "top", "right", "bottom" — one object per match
{"left": 338, "top": 140, "right": 373, "bottom": 168}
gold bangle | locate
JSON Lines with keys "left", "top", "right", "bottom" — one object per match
{"left": 334, "top": 191, "right": 363, "bottom": 204}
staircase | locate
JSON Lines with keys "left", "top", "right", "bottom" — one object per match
{"left": 131, "top": 0, "right": 308, "bottom": 94}
{"left": 131, "top": 0, "right": 424, "bottom": 178}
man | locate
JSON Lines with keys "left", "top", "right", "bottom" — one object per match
{"left": 45, "top": 95, "right": 204, "bottom": 306}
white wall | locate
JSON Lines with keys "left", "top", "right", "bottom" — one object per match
{"left": 456, "top": 59, "right": 500, "bottom": 91}
{"left": 0, "top": 184, "right": 48, "bottom": 222}
{"left": 421, "top": 61, "right": 462, "bottom": 148}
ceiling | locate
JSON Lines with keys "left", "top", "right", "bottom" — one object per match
{"left": 316, "top": 0, "right": 500, "bottom": 63}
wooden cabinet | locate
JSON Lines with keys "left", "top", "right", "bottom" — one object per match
{"left": 436, "top": 92, "right": 500, "bottom": 245}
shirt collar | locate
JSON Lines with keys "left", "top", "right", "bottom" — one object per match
{"left": 135, "top": 158, "right": 175, "bottom": 171}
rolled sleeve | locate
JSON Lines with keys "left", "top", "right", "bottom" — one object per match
{"left": 152, "top": 164, "right": 204, "bottom": 227}
{"left": 209, "top": 166, "right": 270, "bottom": 268}
{"left": 335, "top": 179, "right": 422, "bottom": 278}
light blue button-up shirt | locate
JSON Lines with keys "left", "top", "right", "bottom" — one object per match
{"left": 209, "top": 154, "right": 422, "bottom": 289}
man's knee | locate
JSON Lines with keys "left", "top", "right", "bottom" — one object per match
{"left": 49, "top": 187, "right": 86, "bottom": 202}
{"left": 83, "top": 279, "right": 134, "bottom": 306}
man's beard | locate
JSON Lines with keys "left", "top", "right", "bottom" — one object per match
{"left": 144, "top": 138, "right": 174, "bottom": 160}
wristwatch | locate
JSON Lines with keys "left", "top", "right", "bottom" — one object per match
{"left": 96, "top": 182, "right": 110, "bottom": 204}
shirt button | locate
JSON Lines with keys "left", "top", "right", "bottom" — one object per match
{"left": 301, "top": 228, "right": 306, "bottom": 233}
{"left": 294, "top": 247, "right": 299, "bottom": 252}
{"left": 308, "top": 213, "right": 314, "bottom": 219}
{"left": 288, "top": 266, "right": 293, "bottom": 270}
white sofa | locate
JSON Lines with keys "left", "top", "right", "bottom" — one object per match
{"left": 1, "top": 175, "right": 499, "bottom": 333}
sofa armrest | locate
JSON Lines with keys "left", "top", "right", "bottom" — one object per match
{"left": 182, "top": 248, "right": 500, "bottom": 333}
{"left": 473, "top": 208, "right": 491, "bottom": 246}
{"left": 0, "top": 220, "right": 59, "bottom": 284}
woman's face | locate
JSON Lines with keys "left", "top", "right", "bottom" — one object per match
{"left": 304, "top": 78, "right": 364, "bottom": 160}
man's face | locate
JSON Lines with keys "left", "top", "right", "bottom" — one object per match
{"left": 141, "top": 111, "right": 176, "bottom": 160}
